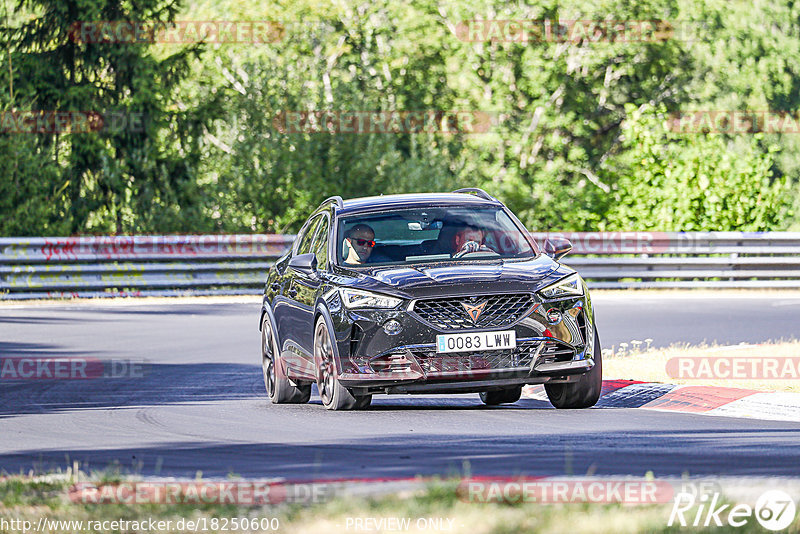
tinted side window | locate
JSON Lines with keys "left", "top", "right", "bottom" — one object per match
{"left": 312, "top": 216, "right": 330, "bottom": 268}
{"left": 295, "top": 216, "right": 322, "bottom": 255}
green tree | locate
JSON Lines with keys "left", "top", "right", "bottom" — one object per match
{"left": 200, "top": 0, "right": 469, "bottom": 233}
{"left": 1, "top": 0, "right": 221, "bottom": 235}
{"left": 601, "top": 104, "right": 790, "bottom": 231}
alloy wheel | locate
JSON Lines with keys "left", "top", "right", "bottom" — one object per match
{"left": 261, "top": 319, "right": 276, "bottom": 397}
{"left": 315, "top": 321, "right": 336, "bottom": 406}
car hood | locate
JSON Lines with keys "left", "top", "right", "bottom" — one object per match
{"left": 336, "top": 256, "right": 570, "bottom": 299}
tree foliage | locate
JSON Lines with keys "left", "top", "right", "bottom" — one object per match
{"left": 0, "top": 0, "right": 221, "bottom": 235}
{"left": 602, "top": 104, "right": 789, "bottom": 231}
{"left": 0, "top": 0, "right": 796, "bottom": 235}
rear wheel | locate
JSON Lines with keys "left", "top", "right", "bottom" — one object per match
{"left": 314, "top": 317, "right": 370, "bottom": 410}
{"left": 545, "top": 329, "right": 602, "bottom": 409}
{"left": 480, "top": 386, "right": 522, "bottom": 406}
{"left": 262, "top": 315, "right": 310, "bottom": 404}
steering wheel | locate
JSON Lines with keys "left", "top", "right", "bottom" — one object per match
{"left": 453, "top": 241, "right": 496, "bottom": 258}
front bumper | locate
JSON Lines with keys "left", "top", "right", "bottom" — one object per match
{"left": 328, "top": 289, "right": 595, "bottom": 394}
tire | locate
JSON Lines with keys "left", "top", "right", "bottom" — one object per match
{"left": 262, "top": 315, "right": 311, "bottom": 404}
{"left": 545, "top": 328, "right": 602, "bottom": 409}
{"left": 314, "top": 316, "right": 370, "bottom": 410}
{"left": 480, "top": 386, "right": 522, "bottom": 406}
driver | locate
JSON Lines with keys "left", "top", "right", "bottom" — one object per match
{"left": 343, "top": 224, "right": 376, "bottom": 264}
{"left": 451, "top": 225, "right": 492, "bottom": 258}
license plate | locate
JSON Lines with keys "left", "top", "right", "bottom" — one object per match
{"left": 436, "top": 330, "right": 516, "bottom": 353}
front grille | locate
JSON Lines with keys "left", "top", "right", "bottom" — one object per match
{"left": 412, "top": 293, "right": 536, "bottom": 330}
{"left": 412, "top": 339, "right": 574, "bottom": 375}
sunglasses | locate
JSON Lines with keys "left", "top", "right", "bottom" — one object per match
{"left": 348, "top": 237, "right": 376, "bottom": 248}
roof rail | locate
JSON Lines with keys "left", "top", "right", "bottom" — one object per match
{"left": 322, "top": 196, "right": 344, "bottom": 209}
{"left": 451, "top": 188, "right": 497, "bottom": 202}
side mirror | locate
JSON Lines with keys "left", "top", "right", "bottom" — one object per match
{"left": 288, "top": 253, "right": 317, "bottom": 275}
{"left": 543, "top": 237, "right": 572, "bottom": 261}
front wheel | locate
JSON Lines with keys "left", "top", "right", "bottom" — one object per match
{"left": 544, "top": 328, "right": 602, "bottom": 409}
{"left": 314, "top": 317, "right": 370, "bottom": 410}
{"left": 262, "top": 315, "right": 310, "bottom": 404}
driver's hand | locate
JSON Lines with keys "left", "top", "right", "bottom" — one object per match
{"left": 453, "top": 240, "right": 482, "bottom": 258}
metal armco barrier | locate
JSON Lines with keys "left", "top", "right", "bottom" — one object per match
{"left": 0, "top": 235, "right": 294, "bottom": 299}
{"left": 530, "top": 231, "right": 800, "bottom": 290}
{"left": 1, "top": 232, "right": 799, "bottom": 299}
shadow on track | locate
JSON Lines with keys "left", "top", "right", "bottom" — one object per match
{"left": 78, "top": 304, "right": 260, "bottom": 317}
{"left": 0, "top": 363, "right": 264, "bottom": 418}
{"left": 320, "top": 397, "right": 553, "bottom": 411}
{"left": 4, "top": 426, "right": 800, "bottom": 479}
{"left": 2, "top": 368, "right": 689, "bottom": 419}
{"left": 0, "top": 341, "right": 101, "bottom": 357}
{"left": 0, "top": 316, "right": 87, "bottom": 325}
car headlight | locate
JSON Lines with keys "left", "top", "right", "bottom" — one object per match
{"left": 339, "top": 288, "right": 402, "bottom": 309}
{"left": 539, "top": 273, "right": 584, "bottom": 299}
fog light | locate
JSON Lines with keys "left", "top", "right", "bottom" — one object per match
{"left": 383, "top": 319, "right": 402, "bottom": 335}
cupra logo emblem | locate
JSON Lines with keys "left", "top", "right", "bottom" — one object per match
{"left": 461, "top": 300, "right": 488, "bottom": 323}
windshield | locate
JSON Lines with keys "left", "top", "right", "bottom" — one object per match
{"left": 335, "top": 206, "right": 537, "bottom": 267}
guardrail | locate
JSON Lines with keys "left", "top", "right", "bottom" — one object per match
{"left": 0, "top": 235, "right": 293, "bottom": 299}
{"left": 530, "top": 231, "right": 800, "bottom": 289}
{"left": 1, "top": 232, "right": 799, "bottom": 299}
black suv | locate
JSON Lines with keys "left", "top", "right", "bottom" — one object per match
{"left": 259, "top": 189, "right": 601, "bottom": 410}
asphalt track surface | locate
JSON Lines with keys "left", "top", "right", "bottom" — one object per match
{"left": 2, "top": 292, "right": 800, "bottom": 479}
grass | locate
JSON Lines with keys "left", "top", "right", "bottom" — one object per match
{"left": 3, "top": 473, "right": 798, "bottom": 533}
{"left": 604, "top": 341, "right": 800, "bottom": 393}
